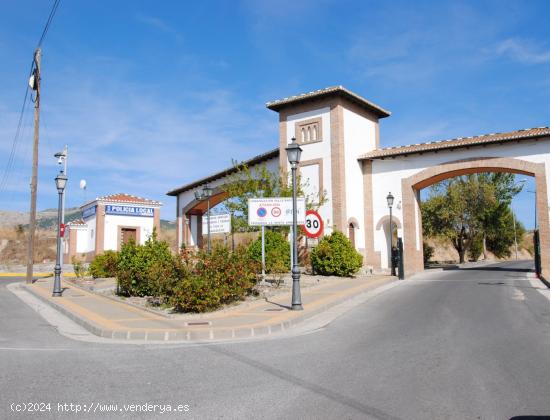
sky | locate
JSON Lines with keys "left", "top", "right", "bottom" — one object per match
{"left": 0, "top": 0, "right": 549, "bottom": 228}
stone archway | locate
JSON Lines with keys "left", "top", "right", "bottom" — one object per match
{"left": 401, "top": 157, "right": 549, "bottom": 276}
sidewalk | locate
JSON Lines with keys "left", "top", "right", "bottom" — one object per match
{"left": 18, "top": 275, "right": 396, "bottom": 342}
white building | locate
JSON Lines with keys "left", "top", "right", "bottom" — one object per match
{"left": 168, "top": 86, "right": 550, "bottom": 277}
{"left": 64, "top": 193, "right": 161, "bottom": 261}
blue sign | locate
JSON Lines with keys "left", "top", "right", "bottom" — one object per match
{"left": 105, "top": 205, "right": 154, "bottom": 217}
{"left": 82, "top": 205, "right": 97, "bottom": 220}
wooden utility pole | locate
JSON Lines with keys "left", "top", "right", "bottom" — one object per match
{"left": 26, "top": 48, "right": 41, "bottom": 284}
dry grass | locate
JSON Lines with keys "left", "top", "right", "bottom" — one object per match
{"left": 0, "top": 226, "right": 57, "bottom": 264}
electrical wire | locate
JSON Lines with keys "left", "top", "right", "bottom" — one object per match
{"left": 0, "top": 0, "right": 61, "bottom": 194}
{"left": 37, "top": 0, "right": 61, "bottom": 48}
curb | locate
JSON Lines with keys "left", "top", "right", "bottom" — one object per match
{"left": 21, "top": 277, "right": 396, "bottom": 343}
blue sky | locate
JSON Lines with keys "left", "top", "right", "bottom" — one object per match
{"left": 0, "top": 0, "right": 549, "bottom": 227}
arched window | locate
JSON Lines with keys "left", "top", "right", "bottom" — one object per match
{"left": 301, "top": 127, "right": 306, "bottom": 142}
{"left": 312, "top": 125, "right": 317, "bottom": 141}
{"left": 348, "top": 223, "right": 356, "bottom": 248}
{"left": 306, "top": 127, "right": 311, "bottom": 142}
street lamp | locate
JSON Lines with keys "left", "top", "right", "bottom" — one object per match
{"left": 53, "top": 172, "right": 68, "bottom": 297}
{"left": 286, "top": 137, "right": 303, "bottom": 310}
{"left": 195, "top": 185, "right": 213, "bottom": 253}
{"left": 386, "top": 192, "right": 396, "bottom": 276}
{"left": 54, "top": 147, "right": 68, "bottom": 268}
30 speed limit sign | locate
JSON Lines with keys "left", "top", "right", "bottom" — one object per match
{"left": 302, "top": 210, "right": 323, "bottom": 238}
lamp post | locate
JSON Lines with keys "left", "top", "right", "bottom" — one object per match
{"left": 286, "top": 137, "right": 303, "bottom": 310}
{"left": 54, "top": 147, "right": 67, "bottom": 267}
{"left": 53, "top": 172, "right": 67, "bottom": 297}
{"left": 195, "top": 185, "right": 213, "bottom": 253}
{"left": 386, "top": 192, "right": 396, "bottom": 276}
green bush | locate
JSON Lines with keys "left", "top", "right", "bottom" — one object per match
{"left": 247, "top": 230, "right": 290, "bottom": 273}
{"left": 310, "top": 231, "right": 363, "bottom": 276}
{"left": 468, "top": 234, "right": 483, "bottom": 262}
{"left": 169, "top": 246, "right": 259, "bottom": 312}
{"left": 89, "top": 250, "right": 119, "bottom": 278}
{"left": 116, "top": 235, "right": 179, "bottom": 298}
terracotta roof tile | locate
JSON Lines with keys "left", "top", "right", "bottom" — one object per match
{"left": 96, "top": 193, "right": 162, "bottom": 206}
{"left": 68, "top": 219, "right": 86, "bottom": 226}
{"left": 266, "top": 85, "right": 391, "bottom": 118}
{"left": 360, "top": 127, "right": 550, "bottom": 160}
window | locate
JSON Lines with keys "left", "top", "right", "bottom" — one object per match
{"left": 295, "top": 117, "right": 322, "bottom": 144}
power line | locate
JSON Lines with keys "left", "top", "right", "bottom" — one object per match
{"left": 37, "top": 0, "right": 61, "bottom": 48}
{"left": 0, "top": 0, "right": 61, "bottom": 193}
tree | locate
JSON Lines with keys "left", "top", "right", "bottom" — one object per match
{"left": 222, "top": 162, "right": 326, "bottom": 233}
{"left": 422, "top": 173, "right": 523, "bottom": 263}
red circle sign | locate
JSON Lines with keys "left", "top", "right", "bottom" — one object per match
{"left": 302, "top": 210, "right": 323, "bottom": 238}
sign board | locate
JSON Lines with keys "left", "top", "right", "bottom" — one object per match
{"left": 105, "top": 205, "right": 154, "bottom": 217}
{"left": 82, "top": 205, "right": 96, "bottom": 220}
{"left": 248, "top": 197, "right": 306, "bottom": 226}
{"left": 202, "top": 213, "right": 231, "bottom": 234}
{"left": 302, "top": 209, "right": 323, "bottom": 238}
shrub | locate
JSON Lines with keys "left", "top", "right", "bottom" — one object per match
{"left": 89, "top": 250, "right": 119, "bottom": 278}
{"left": 71, "top": 255, "right": 87, "bottom": 278}
{"left": 310, "top": 231, "right": 363, "bottom": 276}
{"left": 468, "top": 234, "right": 483, "bottom": 262}
{"left": 247, "top": 230, "right": 290, "bottom": 274}
{"left": 116, "top": 234, "right": 179, "bottom": 298}
{"left": 169, "top": 245, "right": 259, "bottom": 312}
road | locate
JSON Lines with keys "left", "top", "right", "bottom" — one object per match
{"left": 1, "top": 261, "right": 550, "bottom": 419}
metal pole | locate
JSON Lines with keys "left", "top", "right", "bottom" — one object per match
{"left": 389, "top": 205, "right": 396, "bottom": 276}
{"left": 261, "top": 225, "right": 266, "bottom": 279}
{"left": 207, "top": 197, "right": 211, "bottom": 253}
{"left": 26, "top": 48, "right": 41, "bottom": 284}
{"left": 291, "top": 163, "right": 303, "bottom": 310}
{"left": 53, "top": 188, "right": 63, "bottom": 297}
{"left": 59, "top": 145, "right": 67, "bottom": 269}
{"left": 289, "top": 225, "right": 293, "bottom": 271}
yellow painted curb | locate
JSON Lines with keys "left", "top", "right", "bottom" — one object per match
{"left": 0, "top": 272, "right": 76, "bottom": 277}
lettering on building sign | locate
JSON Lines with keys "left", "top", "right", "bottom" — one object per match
{"left": 105, "top": 205, "right": 154, "bottom": 217}
{"left": 82, "top": 205, "right": 97, "bottom": 220}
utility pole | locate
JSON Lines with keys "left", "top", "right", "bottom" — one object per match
{"left": 26, "top": 48, "right": 41, "bottom": 284}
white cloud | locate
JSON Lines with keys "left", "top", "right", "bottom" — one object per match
{"left": 496, "top": 38, "right": 550, "bottom": 64}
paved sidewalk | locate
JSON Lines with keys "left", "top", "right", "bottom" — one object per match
{"left": 18, "top": 275, "right": 395, "bottom": 342}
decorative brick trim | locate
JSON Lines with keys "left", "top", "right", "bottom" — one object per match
{"left": 295, "top": 117, "right": 323, "bottom": 145}
{"left": 330, "top": 100, "right": 346, "bottom": 232}
{"left": 298, "top": 158, "right": 324, "bottom": 204}
{"left": 401, "top": 157, "right": 550, "bottom": 276}
{"left": 375, "top": 215, "right": 402, "bottom": 230}
{"left": 95, "top": 204, "right": 105, "bottom": 254}
{"left": 116, "top": 226, "right": 141, "bottom": 251}
{"left": 279, "top": 113, "right": 288, "bottom": 175}
{"left": 347, "top": 217, "right": 360, "bottom": 228}
{"left": 362, "top": 160, "right": 378, "bottom": 267}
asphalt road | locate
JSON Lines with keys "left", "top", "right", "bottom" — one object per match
{"left": 1, "top": 261, "right": 550, "bottom": 420}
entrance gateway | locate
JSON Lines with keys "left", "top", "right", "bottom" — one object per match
{"left": 167, "top": 86, "right": 550, "bottom": 278}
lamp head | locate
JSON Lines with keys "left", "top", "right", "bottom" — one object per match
{"left": 285, "top": 137, "right": 302, "bottom": 166}
{"left": 386, "top": 192, "right": 394, "bottom": 208}
{"left": 203, "top": 185, "right": 213, "bottom": 198}
{"left": 194, "top": 190, "right": 202, "bottom": 201}
{"left": 55, "top": 173, "right": 68, "bottom": 193}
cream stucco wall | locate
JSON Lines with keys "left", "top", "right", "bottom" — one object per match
{"left": 370, "top": 137, "right": 550, "bottom": 268}
{"left": 286, "top": 107, "right": 333, "bottom": 235}
{"left": 342, "top": 108, "right": 379, "bottom": 251}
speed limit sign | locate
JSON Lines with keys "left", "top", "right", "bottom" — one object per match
{"left": 303, "top": 210, "right": 323, "bottom": 238}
